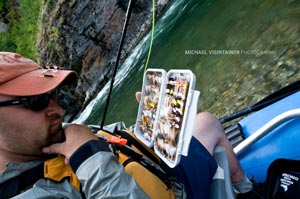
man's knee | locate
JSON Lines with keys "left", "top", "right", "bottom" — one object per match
{"left": 194, "top": 112, "right": 223, "bottom": 131}
{"left": 193, "top": 112, "right": 225, "bottom": 153}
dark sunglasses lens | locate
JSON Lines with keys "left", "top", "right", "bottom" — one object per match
{"left": 51, "top": 89, "right": 59, "bottom": 102}
{"left": 27, "top": 94, "right": 51, "bottom": 111}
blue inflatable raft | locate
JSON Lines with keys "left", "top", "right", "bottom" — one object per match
{"left": 234, "top": 91, "right": 300, "bottom": 183}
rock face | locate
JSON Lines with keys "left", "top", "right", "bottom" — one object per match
{"left": 37, "top": 0, "right": 169, "bottom": 120}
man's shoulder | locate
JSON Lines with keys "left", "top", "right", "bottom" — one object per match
{"left": 0, "top": 159, "right": 44, "bottom": 183}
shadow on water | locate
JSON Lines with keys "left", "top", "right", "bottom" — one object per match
{"left": 75, "top": 0, "right": 300, "bottom": 126}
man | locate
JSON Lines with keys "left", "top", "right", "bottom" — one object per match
{"left": 0, "top": 52, "right": 252, "bottom": 198}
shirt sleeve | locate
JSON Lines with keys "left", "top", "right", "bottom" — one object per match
{"left": 69, "top": 140, "right": 150, "bottom": 199}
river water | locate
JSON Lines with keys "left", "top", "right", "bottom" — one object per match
{"left": 74, "top": 0, "right": 300, "bottom": 126}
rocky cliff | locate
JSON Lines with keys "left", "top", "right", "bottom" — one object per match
{"left": 37, "top": 0, "right": 170, "bottom": 121}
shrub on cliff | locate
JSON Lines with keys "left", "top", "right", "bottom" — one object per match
{"left": 0, "top": 0, "right": 41, "bottom": 61}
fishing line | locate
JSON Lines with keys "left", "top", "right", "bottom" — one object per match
{"left": 143, "top": 0, "right": 156, "bottom": 76}
{"left": 100, "top": 0, "right": 134, "bottom": 129}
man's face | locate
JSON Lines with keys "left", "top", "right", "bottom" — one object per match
{"left": 0, "top": 94, "right": 65, "bottom": 156}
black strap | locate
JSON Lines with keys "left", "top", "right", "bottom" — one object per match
{"left": 117, "top": 144, "right": 181, "bottom": 189}
{"left": 117, "top": 130, "right": 160, "bottom": 164}
{"left": 0, "top": 163, "right": 44, "bottom": 199}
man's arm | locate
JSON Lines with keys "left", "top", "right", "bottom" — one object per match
{"left": 42, "top": 124, "right": 150, "bottom": 198}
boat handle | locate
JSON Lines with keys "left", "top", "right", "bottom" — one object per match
{"left": 234, "top": 108, "right": 300, "bottom": 156}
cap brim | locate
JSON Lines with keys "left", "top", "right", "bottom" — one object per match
{"left": 0, "top": 68, "right": 77, "bottom": 96}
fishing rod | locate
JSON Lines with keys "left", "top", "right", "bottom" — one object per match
{"left": 100, "top": 0, "right": 134, "bottom": 129}
{"left": 219, "top": 79, "right": 300, "bottom": 124}
{"left": 100, "top": 0, "right": 156, "bottom": 129}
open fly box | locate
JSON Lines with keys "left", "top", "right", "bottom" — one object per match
{"left": 135, "top": 68, "right": 200, "bottom": 168}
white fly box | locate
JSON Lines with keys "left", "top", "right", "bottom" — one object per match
{"left": 135, "top": 68, "right": 199, "bottom": 167}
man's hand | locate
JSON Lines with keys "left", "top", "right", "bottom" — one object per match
{"left": 42, "top": 124, "right": 98, "bottom": 164}
{"left": 135, "top": 91, "right": 141, "bottom": 103}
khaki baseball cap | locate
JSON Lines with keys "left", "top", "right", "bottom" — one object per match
{"left": 0, "top": 52, "right": 78, "bottom": 96}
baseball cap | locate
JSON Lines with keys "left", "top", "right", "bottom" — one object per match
{"left": 0, "top": 52, "right": 77, "bottom": 96}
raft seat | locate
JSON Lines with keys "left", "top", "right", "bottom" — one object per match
{"left": 210, "top": 146, "right": 235, "bottom": 199}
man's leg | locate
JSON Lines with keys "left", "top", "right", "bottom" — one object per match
{"left": 193, "top": 112, "right": 252, "bottom": 193}
{"left": 193, "top": 112, "right": 244, "bottom": 183}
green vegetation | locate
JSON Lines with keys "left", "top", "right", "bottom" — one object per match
{"left": 0, "top": 0, "right": 42, "bottom": 60}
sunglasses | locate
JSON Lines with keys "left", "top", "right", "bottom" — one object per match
{"left": 0, "top": 90, "right": 58, "bottom": 112}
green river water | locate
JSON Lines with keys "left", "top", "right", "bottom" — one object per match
{"left": 74, "top": 0, "right": 300, "bottom": 127}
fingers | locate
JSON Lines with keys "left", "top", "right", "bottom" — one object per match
{"left": 42, "top": 143, "right": 71, "bottom": 164}
{"left": 65, "top": 158, "right": 70, "bottom": 165}
{"left": 42, "top": 143, "right": 62, "bottom": 155}
{"left": 135, "top": 91, "right": 141, "bottom": 102}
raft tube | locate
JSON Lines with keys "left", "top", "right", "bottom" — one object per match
{"left": 236, "top": 91, "right": 300, "bottom": 183}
